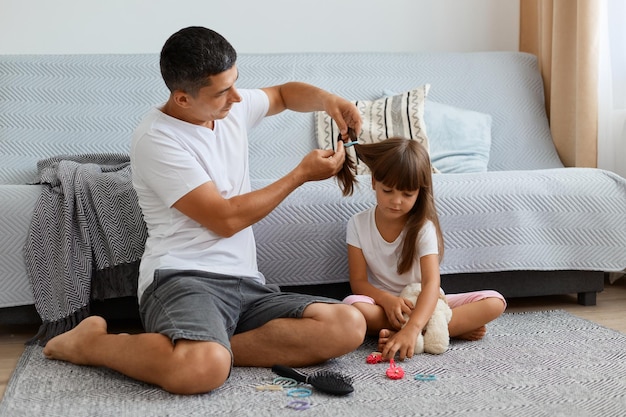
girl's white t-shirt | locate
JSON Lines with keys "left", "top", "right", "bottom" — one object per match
{"left": 130, "top": 89, "right": 268, "bottom": 299}
{"left": 346, "top": 206, "right": 439, "bottom": 295}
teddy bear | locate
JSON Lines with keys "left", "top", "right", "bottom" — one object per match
{"left": 399, "top": 282, "right": 453, "bottom": 354}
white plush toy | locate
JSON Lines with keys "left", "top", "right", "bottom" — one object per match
{"left": 399, "top": 283, "right": 453, "bottom": 355}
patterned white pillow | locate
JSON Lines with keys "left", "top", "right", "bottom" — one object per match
{"left": 315, "top": 85, "right": 430, "bottom": 174}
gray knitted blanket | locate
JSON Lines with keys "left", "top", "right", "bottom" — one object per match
{"left": 23, "top": 154, "right": 147, "bottom": 345}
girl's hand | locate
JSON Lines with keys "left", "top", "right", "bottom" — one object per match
{"left": 381, "top": 326, "right": 420, "bottom": 361}
{"left": 379, "top": 294, "right": 414, "bottom": 330}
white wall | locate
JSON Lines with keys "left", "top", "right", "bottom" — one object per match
{"left": 0, "top": 0, "right": 519, "bottom": 54}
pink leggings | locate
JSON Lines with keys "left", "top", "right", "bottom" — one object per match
{"left": 343, "top": 290, "right": 507, "bottom": 309}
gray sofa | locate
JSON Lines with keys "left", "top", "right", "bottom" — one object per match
{"left": 1, "top": 52, "right": 625, "bottom": 326}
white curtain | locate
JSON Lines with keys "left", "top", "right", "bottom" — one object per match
{"left": 598, "top": 0, "right": 626, "bottom": 177}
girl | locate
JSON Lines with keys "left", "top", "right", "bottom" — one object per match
{"left": 337, "top": 137, "right": 506, "bottom": 361}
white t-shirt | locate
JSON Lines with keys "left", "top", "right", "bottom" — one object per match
{"left": 346, "top": 206, "right": 439, "bottom": 295}
{"left": 130, "top": 89, "right": 269, "bottom": 299}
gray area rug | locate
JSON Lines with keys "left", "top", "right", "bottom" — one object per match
{"left": 1, "top": 310, "right": 625, "bottom": 417}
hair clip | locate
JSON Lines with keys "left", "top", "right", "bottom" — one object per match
{"left": 366, "top": 351, "right": 383, "bottom": 364}
{"left": 337, "top": 127, "right": 360, "bottom": 148}
{"left": 414, "top": 373, "right": 437, "bottom": 381}
{"left": 385, "top": 358, "right": 405, "bottom": 380}
{"left": 255, "top": 384, "right": 284, "bottom": 391}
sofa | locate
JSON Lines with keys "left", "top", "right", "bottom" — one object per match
{"left": 1, "top": 51, "right": 626, "bottom": 328}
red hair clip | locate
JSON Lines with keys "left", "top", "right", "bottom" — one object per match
{"left": 386, "top": 359, "right": 405, "bottom": 380}
{"left": 366, "top": 351, "right": 383, "bottom": 364}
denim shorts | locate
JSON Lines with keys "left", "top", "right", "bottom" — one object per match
{"left": 139, "top": 269, "right": 340, "bottom": 353}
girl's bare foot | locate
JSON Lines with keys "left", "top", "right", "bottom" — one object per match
{"left": 455, "top": 325, "right": 487, "bottom": 341}
{"left": 377, "top": 328, "right": 397, "bottom": 352}
{"left": 43, "top": 316, "right": 108, "bottom": 365}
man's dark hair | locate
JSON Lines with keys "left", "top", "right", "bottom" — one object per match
{"left": 160, "top": 26, "right": 237, "bottom": 96}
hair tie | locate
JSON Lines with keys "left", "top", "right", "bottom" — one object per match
{"left": 286, "top": 387, "right": 312, "bottom": 398}
{"left": 286, "top": 399, "right": 311, "bottom": 410}
{"left": 272, "top": 376, "right": 298, "bottom": 387}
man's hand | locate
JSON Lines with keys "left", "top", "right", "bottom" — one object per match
{"left": 324, "top": 95, "right": 362, "bottom": 141}
{"left": 293, "top": 141, "right": 346, "bottom": 183}
{"left": 263, "top": 82, "right": 362, "bottom": 141}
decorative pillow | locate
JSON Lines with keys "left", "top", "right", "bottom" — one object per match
{"left": 424, "top": 101, "right": 492, "bottom": 173}
{"left": 315, "top": 85, "right": 430, "bottom": 175}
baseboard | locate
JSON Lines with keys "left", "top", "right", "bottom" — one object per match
{"left": 0, "top": 270, "right": 605, "bottom": 326}
{"left": 282, "top": 270, "right": 605, "bottom": 306}
{"left": 440, "top": 270, "right": 605, "bottom": 305}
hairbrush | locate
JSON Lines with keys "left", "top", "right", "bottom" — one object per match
{"left": 271, "top": 364, "right": 354, "bottom": 396}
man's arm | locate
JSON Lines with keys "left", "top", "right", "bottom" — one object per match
{"left": 173, "top": 82, "right": 360, "bottom": 237}
{"left": 262, "top": 82, "right": 362, "bottom": 139}
{"left": 173, "top": 141, "right": 346, "bottom": 237}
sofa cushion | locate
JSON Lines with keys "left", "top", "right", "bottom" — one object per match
{"left": 425, "top": 101, "right": 492, "bottom": 173}
{"left": 314, "top": 85, "right": 430, "bottom": 175}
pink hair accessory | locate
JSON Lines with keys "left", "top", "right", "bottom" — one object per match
{"left": 385, "top": 359, "right": 405, "bottom": 380}
{"left": 366, "top": 351, "right": 383, "bottom": 364}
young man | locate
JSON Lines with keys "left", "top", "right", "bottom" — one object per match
{"left": 43, "top": 26, "right": 365, "bottom": 395}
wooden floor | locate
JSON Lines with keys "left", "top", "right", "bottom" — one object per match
{"left": 1, "top": 277, "right": 625, "bottom": 401}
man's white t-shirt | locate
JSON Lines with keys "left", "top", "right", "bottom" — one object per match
{"left": 346, "top": 206, "right": 439, "bottom": 295}
{"left": 130, "top": 89, "right": 268, "bottom": 300}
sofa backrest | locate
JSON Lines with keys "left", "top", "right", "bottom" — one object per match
{"left": 0, "top": 54, "right": 164, "bottom": 184}
{"left": 238, "top": 52, "right": 563, "bottom": 178}
{"left": 0, "top": 52, "right": 562, "bottom": 185}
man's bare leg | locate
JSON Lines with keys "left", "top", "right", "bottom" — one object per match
{"left": 43, "top": 304, "right": 366, "bottom": 393}
{"left": 231, "top": 303, "right": 366, "bottom": 367}
{"left": 43, "top": 316, "right": 231, "bottom": 395}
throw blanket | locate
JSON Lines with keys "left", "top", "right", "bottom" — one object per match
{"left": 24, "top": 154, "right": 148, "bottom": 345}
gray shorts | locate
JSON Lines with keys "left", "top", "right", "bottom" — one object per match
{"left": 139, "top": 269, "right": 340, "bottom": 353}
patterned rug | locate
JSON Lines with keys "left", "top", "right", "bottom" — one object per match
{"left": 1, "top": 310, "right": 625, "bottom": 417}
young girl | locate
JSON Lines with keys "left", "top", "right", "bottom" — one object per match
{"left": 337, "top": 137, "right": 506, "bottom": 361}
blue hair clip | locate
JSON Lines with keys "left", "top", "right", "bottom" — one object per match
{"left": 337, "top": 127, "right": 359, "bottom": 148}
{"left": 414, "top": 373, "right": 437, "bottom": 381}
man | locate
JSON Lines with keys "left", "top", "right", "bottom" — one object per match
{"left": 43, "top": 26, "right": 365, "bottom": 395}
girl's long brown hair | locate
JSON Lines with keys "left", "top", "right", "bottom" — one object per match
{"left": 337, "top": 137, "right": 444, "bottom": 274}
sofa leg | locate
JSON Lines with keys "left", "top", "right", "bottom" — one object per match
{"left": 577, "top": 291, "right": 597, "bottom": 306}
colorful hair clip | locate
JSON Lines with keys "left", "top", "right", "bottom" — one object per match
{"left": 337, "top": 127, "right": 360, "bottom": 148}
{"left": 366, "top": 351, "right": 383, "bottom": 364}
{"left": 385, "top": 358, "right": 405, "bottom": 380}
{"left": 255, "top": 384, "right": 284, "bottom": 391}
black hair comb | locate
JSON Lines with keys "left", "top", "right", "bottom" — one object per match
{"left": 271, "top": 364, "right": 354, "bottom": 396}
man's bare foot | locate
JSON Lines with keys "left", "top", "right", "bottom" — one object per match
{"left": 455, "top": 325, "right": 487, "bottom": 341}
{"left": 43, "top": 316, "right": 108, "bottom": 365}
{"left": 377, "top": 329, "right": 397, "bottom": 352}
